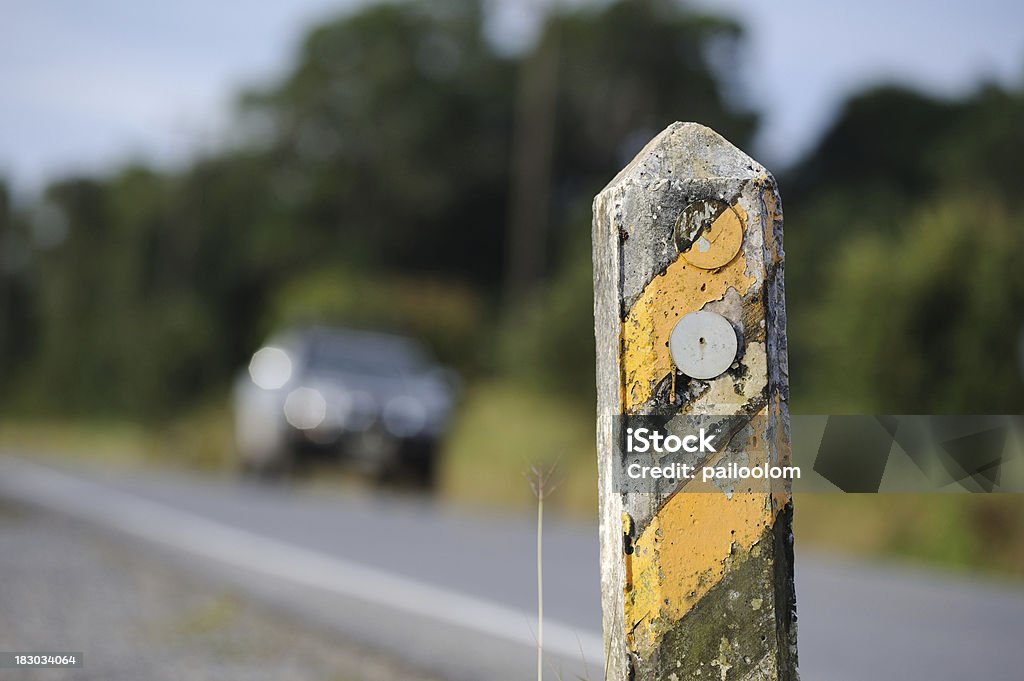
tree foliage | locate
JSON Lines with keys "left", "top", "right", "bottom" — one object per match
{"left": 1, "top": 0, "right": 1020, "bottom": 419}
{"left": 0, "top": 0, "right": 756, "bottom": 417}
{"left": 783, "top": 82, "right": 1024, "bottom": 412}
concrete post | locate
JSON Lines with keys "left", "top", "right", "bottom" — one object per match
{"left": 593, "top": 123, "right": 798, "bottom": 680}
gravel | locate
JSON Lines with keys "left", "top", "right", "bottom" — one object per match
{"left": 0, "top": 499, "right": 442, "bottom": 681}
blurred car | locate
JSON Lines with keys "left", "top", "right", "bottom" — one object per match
{"left": 233, "top": 326, "right": 457, "bottom": 485}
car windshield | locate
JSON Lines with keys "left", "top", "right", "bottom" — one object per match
{"left": 305, "top": 332, "right": 427, "bottom": 378}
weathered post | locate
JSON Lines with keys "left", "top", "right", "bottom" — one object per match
{"left": 593, "top": 123, "right": 797, "bottom": 679}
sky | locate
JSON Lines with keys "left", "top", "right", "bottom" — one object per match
{"left": 2, "top": 0, "right": 1022, "bottom": 197}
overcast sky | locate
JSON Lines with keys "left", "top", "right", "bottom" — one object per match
{"left": 2, "top": 0, "right": 1022, "bottom": 196}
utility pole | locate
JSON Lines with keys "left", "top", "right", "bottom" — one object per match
{"left": 504, "top": 6, "right": 560, "bottom": 306}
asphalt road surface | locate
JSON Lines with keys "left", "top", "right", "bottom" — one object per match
{"left": 1, "top": 456, "right": 1022, "bottom": 681}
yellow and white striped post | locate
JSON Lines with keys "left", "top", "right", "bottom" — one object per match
{"left": 593, "top": 123, "right": 797, "bottom": 680}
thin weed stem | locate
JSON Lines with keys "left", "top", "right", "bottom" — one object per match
{"left": 525, "top": 463, "right": 560, "bottom": 681}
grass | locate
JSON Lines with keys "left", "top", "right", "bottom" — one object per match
{"left": 439, "top": 381, "right": 598, "bottom": 516}
{"left": 794, "top": 493, "right": 1024, "bottom": 579}
{"left": 0, "top": 418, "right": 154, "bottom": 467}
{"left": 0, "top": 400, "right": 236, "bottom": 473}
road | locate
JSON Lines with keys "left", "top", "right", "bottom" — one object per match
{"left": 1, "top": 456, "right": 1022, "bottom": 680}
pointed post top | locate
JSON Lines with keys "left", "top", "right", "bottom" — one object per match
{"left": 601, "top": 122, "right": 768, "bottom": 197}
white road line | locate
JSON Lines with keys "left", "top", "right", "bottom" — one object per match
{"left": 0, "top": 458, "right": 604, "bottom": 664}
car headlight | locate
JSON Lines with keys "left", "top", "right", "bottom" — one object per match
{"left": 248, "top": 346, "right": 292, "bottom": 390}
{"left": 284, "top": 387, "right": 327, "bottom": 430}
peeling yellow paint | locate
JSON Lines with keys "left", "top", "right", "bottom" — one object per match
{"left": 616, "top": 190, "right": 792, "bottom": 663}
{"left": 621, "top": 203, "right": 754, "bottom": 412}
{"left": 624, "top": 486, "right": 774, "bottom": 652}
{"left": 623, "top": 512, "right": 635, "bottom": 596}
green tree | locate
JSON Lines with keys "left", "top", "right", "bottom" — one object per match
{"left": 28, "top": 0, "right": 995, "bottom": 421}
{"left": 799, "top": 194, "right": 1024, "bottom": 413}
{"left": 784, "top": 82, "right": 1024, "bottom": 412}
{"left": 0, "top": 181, "right": 36, "bottom": 402}
{"left": 499, "top": 0, "right": 759, "bottom": 394}
{"left": 241, "top": 0, "right": 516, "bottom": 287}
